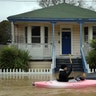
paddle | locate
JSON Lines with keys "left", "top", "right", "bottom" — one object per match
{"left": 69, "top": 54, "right": 72, "bottom": 64}
{"left": 69, "top": 54, "right": 75, "bottom": 79}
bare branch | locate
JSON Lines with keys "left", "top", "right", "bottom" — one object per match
{"left": 38, "top": 0, "right": 96, "bottom": 12}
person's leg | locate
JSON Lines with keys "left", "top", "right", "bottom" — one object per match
{"left": 68, "top": 77, "right": 74, "bottom": 80}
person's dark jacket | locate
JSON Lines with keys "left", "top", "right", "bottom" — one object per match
{"left": 58, "top": 65, "right": 73, "bottom": 82}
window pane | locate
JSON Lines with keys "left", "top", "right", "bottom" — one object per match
{"left": 62, "top": 28, "right": 71, "bottom": 31}
{"left": 31, "top": 26, "right": 41, "bottom": 43}
{"left": 45, "top": 38, "right": 48, "bottom": 43}
{"left": 45, "top": 27, "right": 48, "bottom": 36}
{"left": 84, "top": 27, "right": 88, "bottom": 42}
{"left": 93, "top": 26, "right": 96, "bottom": 39}
{"left": 44, "top": 27, "right": 48, "bottom": 43}
{"left": 32, "top": 37, "right": 40, "bottom": 43}
{"left": 32, "top": 26, "right": 40, "bottom": 36}
{"left": 84, "top": 27, "right": 88, "bottom": 35}
{"left": 25, "top": 26, "right": 27, "bottom": 43}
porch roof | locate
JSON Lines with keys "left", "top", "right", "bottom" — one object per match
{"left": 8, "top": 3, "right": 96, "bottom": 22}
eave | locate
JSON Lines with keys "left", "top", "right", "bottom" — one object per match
{"left": 8, "top": 17, "right": 96, "bottom": 23}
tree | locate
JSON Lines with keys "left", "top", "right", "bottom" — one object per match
{"left": 39, "top": 0, "right": 65, "bottom": 8}
{"left": 0, "top": 20, "right": 11, "bottom": 44}
{"left": 39, "top": 0, "right": 85, "bottom": 8}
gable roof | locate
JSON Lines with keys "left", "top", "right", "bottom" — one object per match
{"left": 8, "top": 3, "right": 96, "bottom": 22}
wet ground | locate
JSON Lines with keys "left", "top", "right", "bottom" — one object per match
{"left": 0, "top": 72, "right": 96, "bottom": 96}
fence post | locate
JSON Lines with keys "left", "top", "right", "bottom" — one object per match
{"left": 87, "top": 64, "right": 91, "bottom": 73}
{"left": 28, "top": 69, "right": 31, "bottom": 74}
{"left": 22, "top": 69, "right": 24, "bottom": 74}
{"left": 13, "top": 69, "right": 15, "bottom": 74}
{"left": 3, "top": 69, "right": 5, "bottom": 74}
{"left": 19, "top": 69, "right": 21, "bottom": 74}
{"left": 9, "top": 69, "right": 11, "bottom": 75}
{"left": 6, "top": 69, "right": 8, "bottom": 74}
{"left": 16, "top": 69, "right": 18, "bottom": 74}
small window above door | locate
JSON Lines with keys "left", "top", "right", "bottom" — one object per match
{"left": 62, "top": 28, "right": 71, "bottom": 31}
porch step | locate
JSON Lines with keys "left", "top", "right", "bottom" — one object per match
{"left": 56, "top": 58, "right": 83, "bottom": 72}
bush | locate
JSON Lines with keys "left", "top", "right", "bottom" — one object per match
{"left": 86, "top": 39, "right": 96, "bottom": 69}
{"left": 0, "top": 46, "right": 30, "bottom": 71}
{"left": 86, "top": 50, "right": 96, "bottom": 68}
{"left": 90, "top": 39, "right": 96, "bottom": 50}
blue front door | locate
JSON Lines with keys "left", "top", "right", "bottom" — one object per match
{"left": 62, "top": 32, "right": 71, "bottom": 54}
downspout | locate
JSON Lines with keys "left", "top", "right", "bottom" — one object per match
{"left": 79, "top": 21, "right": 88, "bottom": 73}
{"left": 51, "top": 22, "right": 56, "bottom": 73}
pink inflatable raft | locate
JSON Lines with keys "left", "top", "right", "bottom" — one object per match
{"left": 32, "top": 80, "right": 96, "bottom": 88}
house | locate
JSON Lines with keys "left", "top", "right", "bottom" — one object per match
{"left": 7, "top": 3, "right": 96, "bottom": 73}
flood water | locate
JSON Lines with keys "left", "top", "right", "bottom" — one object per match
{"left": 0, "top": 72, "right": 96, "bottom": 96}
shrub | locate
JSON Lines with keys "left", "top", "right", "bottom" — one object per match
{"left": 86, "top": 39, "right": 96, "bottom": 69}
{"left": 90, "top": 39, "right": 96, "bottom": 50}
{"left": 0, "top": 46, "right": 30, "bottom": 71}
{"left": 86, "top": 50, "right": 96, "bottom": 68}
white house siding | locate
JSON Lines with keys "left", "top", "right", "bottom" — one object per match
{"left": 29, "top": 61, "right": 51, "bottom": 69}
{"left": 55, "top": 24, "right": 61, "bottom": 56}
{"left": 14, "top": 25, "right": 25, "bottom": 43}
{"left": 54, "top": 23, "right": 80, "bottom": 56}
{"left": 72, "top": 24, "right": 80, "bottom": 56}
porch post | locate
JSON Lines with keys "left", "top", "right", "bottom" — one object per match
{"left": 79, "top": 22, "right": 83, "bottom": 47}
{"left": 51, "top": 22, "right": 56, "bottom": 73}
{"left": 11, "top": 22, "right": 14, "bottom": 44}
{"left": 27, "top": 26, "right": 31, "bottom": 43}
{"left": 88, "top": 25, "right": 93, "bottom": 43}
{"left": 41, "top": 26, "right": 44, "bottom": 44}
{"left": 79, "top": 21, "right": 88, "bottom": 73}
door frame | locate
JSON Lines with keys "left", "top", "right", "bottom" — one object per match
{"left": 60, "top": 26, "right": 73, "bottom": 55}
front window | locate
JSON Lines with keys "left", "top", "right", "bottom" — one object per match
{"left": 31, "top": 26, "right": 40, "bottom": 43}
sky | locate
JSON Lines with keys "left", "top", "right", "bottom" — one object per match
{"left": 0, "top": 0, "right": 96, "bottom": 22}
{"left": 0, "top": 0, "right": 41, "bottom": 21}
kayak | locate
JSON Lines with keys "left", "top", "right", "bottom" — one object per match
{"left": 32, "top": 80, "right": 96, "bottom": 88}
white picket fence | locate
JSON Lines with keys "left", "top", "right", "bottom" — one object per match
{"left": 0, "top": 66, "right": 95, "bottom": 75}
{"left": 88, "top": 68, "right": 96, "bottom": 73}
{"left": 0, "top": 68, "right": 52, "bottom": 75}
{"left": 87, "top": 64, "right": 96, "bottom": 73}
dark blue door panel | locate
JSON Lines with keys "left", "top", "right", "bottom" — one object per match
{"left": 62, "top": 32, "right": 71, "bottom": 54}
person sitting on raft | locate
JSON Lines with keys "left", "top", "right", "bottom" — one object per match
{"left": 58, "top": 64, "right": 74, "bottom": 82}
